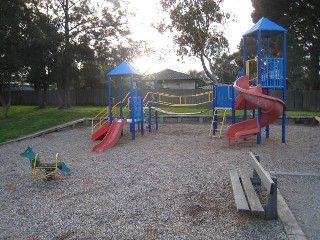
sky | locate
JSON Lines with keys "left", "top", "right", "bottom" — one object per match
{"left": 127, "top": 0, "right": 254, "bottom": 74}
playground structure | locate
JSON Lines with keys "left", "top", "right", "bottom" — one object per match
{"left": 91, "top": 61, "right": 144, "bottom": 152}
{"left": 144, "top": 19, "right": 288, "bottom": 143}
{"left": 91, "top": 17, "right": 287, "bottom": 150}
{"left": 20, "top": 147, "right": 70, "bottom": 180}
{"left": 91, "top": 62, "right": 216, "bottom": 151}
{"left": 225, "top": 17, "right": 287, "bottom": 144}
{"left": 143, "top": 17, "right": 287, "bottom": 145}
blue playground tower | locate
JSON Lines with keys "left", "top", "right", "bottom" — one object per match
{"left": 212, "top": 17, "right": 287, "bottom": 144}
{"left": 241, "top": 17, "right": 287, "bottom": 143}
{"left": 107, "top": 61, "right": 144, "bottom": 140}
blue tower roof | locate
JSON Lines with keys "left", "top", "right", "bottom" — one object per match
{"left": 243, "top": 17, "right": 287, "bottom": 38}
{"left": 107, "top": 60, "right": 142, "bottom": 76}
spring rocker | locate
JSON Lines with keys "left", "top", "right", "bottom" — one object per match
{"left": 20, "top": 147, "right": 70, "bottom": 180}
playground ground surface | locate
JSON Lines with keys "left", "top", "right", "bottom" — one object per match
{"left": 0, "top": 121, "right": 319, "bottom": 239}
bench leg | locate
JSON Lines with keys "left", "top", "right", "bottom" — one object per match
{"left": 265, "top": 177, "right": 278, "bottom": 219}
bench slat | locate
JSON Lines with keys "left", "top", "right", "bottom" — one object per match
{"left": 249, "top": 152, "right": 274, "bottom": 194}
{"left": 229, "top": 170, "right": 250, "bottom": 213}
{"left": 241, "top": 173, "right": 265, "bottom": 216}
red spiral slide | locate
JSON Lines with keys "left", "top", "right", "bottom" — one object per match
{"left": 225, "top": 75, "right": 285, "bottom": 144}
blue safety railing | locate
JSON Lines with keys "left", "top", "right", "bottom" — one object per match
{"left": 261, "top": 58, "right": 284, "bottom": 88}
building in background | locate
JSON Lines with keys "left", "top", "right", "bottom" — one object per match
{"left": 152, "top": 69, "right": 200, "bottom": 89}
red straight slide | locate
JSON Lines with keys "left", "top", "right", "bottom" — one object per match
{"left": 92, "top": 118, "right": 127, "bottom": 152}
{"left": 91, "top": 122, "right": 111, "bottom": 140}
{"left": 225, "top": 75, "right": 285, "bottom": 144}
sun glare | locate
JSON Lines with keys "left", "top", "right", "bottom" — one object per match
{"left": 128, "top": 0, "right": 254, "bottom": 73}
{"left": 133, "top": 56, "right": 161, "bottom": 75}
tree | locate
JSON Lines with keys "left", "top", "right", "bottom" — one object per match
{"left": 158, "top": 0, "right": 231, "bottom": 84}
{"left": 211, "top": 52, "right": 239, "bottom": 84}
{"left": 0, "top": 0, "right": 32, "bottom": 118}
{"left": 188, "top": 70, "right": 208, "bottom": 88}
{"left": 251, "top": 0, "right": 320, "bottom": 90}
{"left": 31, "top": 0, "right": 133, "bottom": 108}
{"left": 23, "top": 6, "right": 62, "bottom": 108}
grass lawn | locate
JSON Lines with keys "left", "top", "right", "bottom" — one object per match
{"left": 0, "top": 105, "right": 319, "bottom": 143}
{"left": 0, "top": 106, "right": 104, "bottom": 143}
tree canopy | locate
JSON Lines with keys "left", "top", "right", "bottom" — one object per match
{"left": 251, "top": 0, "right": 320, "bottom": 90}
{"left": 158, "top": 0, "right": 232, "bottom": 84}
{"left": 1, "top": 0, "right": 151, "bottom": 116}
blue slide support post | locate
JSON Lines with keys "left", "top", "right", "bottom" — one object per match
{"left": 257, "top": 30, "right": 262, "bottom": 144}
{"left": 108, "top": 75, "right": 113, "bottom": 124}
{"left": 231, "top": 86, "right": 236, "bottom": 124}
{"left": 282, "top": 32, "right": 287, "bottom": 143}
{"left": 265, "top": 38, "right": 270, "bottom": 138}
{"left": 148, "top": 84, "right": 152, "bottom": 133}
{"left": 119, "top": 78, "right": 123, "bottom": 120}
{"left": 130, "top": 74, "right": 135, "bottom": 140}
{"left": 213, "top": 86, "right": 218, "bottom": 135}
{"left": 242, "top": 37, "right": 247, "bottom": 123}
{"left": 140, "top": 78, "right": 144, "bottom": 136}
{"left": 266, "top": 88, "right": 270, "bottom": 138}
{"left": 154, "top": 79, "right": 159, "bottom": 130}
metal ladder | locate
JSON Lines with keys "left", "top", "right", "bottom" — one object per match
{"left": 209, "top": 108, "right": 231, "bottom": 138}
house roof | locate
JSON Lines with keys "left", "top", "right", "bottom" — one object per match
{"left": 243, "top": 17, "right": 287, "bottom": 38}
{"left": 151, "top": 69, "right": 199, "bottom": 81}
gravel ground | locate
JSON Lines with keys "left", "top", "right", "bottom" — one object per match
{"left": 0, "top": 122, "right": 319, "bottom": 239}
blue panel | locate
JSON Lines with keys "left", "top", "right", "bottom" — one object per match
{"left": 215, "top": 86, "right": 236, "bottom": 108}
{"left": 261, "top": 58, "right": 284, "bottom": 88}
{"left": 133, "top": 97, "right": 142, "bottom": 122}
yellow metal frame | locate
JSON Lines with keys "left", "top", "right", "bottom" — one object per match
{"left": 91, "top": 92, "right": 130, "bottom": 133}
{"left": 246, "top": 58, "right": 259, "bottom": 83}
{"left": 209, "top": 108, "right": 231, "bottom": 138}
{"left": 143, "top": 92, "right": 153, "bottom": 106}
{"left": 31, "top": 153, "right": 61, "bottom": 180}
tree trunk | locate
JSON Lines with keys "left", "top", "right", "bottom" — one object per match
{"left": 36, "top": 89, "right": 47, "bottom": 109}
{"left": 0, "top": 90, "right": 11, "bottom": 118}
{"left": 60, "top": 0, "right": 71, "bottom": 109}
{"left": 42, "top": 88, "right": 47, "bottom": 108}
{"left": 199, "top": 51, "right": 217, "bottom": 85}
{"left": 65, "top": 0, "right": 71, "bottom": 109}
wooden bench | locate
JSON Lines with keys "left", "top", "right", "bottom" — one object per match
{"left": 230, "top": 152, "right": 277, "bottom": 219}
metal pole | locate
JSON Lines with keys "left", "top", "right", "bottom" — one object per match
{"left": 232, "top": 85, "right": 236, "bottom": 124}
{"left": 265, "top": 38, "right": 271, "bottom": 138}
{"left": 243, "top": 37, "right": 247, "bottom": 122}
{"left": 282, "top": 32, "right": 287, "bottom": 143}
{"left": 154, "top": 79, "right": 158, "bottom": 130}
{"left": 140, "top": 78, "right": 144, "bottom": 135}
{"left": 257, "top": 30, "right": 262, "bottom": 144}
{"left": 130, "top": 74, "right": 135, "bottom": 140}
{"left": 108, "top": 75, "right": 113, "bottom": 124}
{"left": 119, "top": 78, "right": 123, "bottom": 120}
{"left": 148, "top": 84, "right": 152, "bottom": 132}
